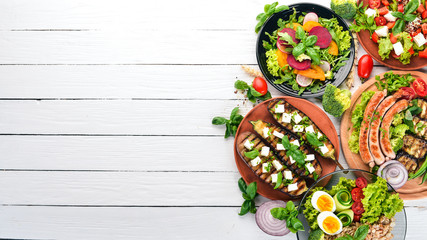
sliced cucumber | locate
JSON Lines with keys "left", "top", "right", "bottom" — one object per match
{"left": 333, "top": 189, "right": 352, "bottom": 212}
{"left": 337, "top": 209, "right": 354, "bottom": 227}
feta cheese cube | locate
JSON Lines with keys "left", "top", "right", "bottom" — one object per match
{"left": 305, "top": 125, "right": 315, "bottom": 134}
{"left": 263, "top": 127, "right": 270, "bottom": 138}
{"left": 282, "top": 113, "right": 292, "bottom": 123}
{"left": 271, "top": 173, "right": 278, "bottom": 183}
{"left": 284, "top": 170, "right": 293, "bottom": 180}
{"left": 290, "top": 140, "right": 300, "bottom": 147}
{"left": 317, "top": 132, "right": 323, "bottom": 139}
{"left": 305, "top": 154, "right": 315, "bottom": 161}
{"left": 261, "top": 146, "right": 270, "bottom": 157}
{"left": 365, "top": 8, "right": 377, "bottom": 18}
{"left": 272, "top": 160, "right": 283, "bottom": 171}
{"left": 288, "top": 183, "right": 298, "bottom": 192}
{"left": 293, "top": 125, "right": 304, "bottom": 132}
{"left": 277, "top": 143, "right": 285, "bottom": 151}
{"left": 251, "top": 156, "right": 262, "bottom": 167}
{"left": 306, "top": 163, "right": 316, "bottom": 174}
{"left": 273, "top": 130, "right": 284, "bottom": 139}
{"left": 275, "top": 104, "right": 285, "bottom": 113}
{"left": 393, "top": 42, "right": 404, "bottom": 56}
{"left": 262, "top": 163, "right": 270, "bottom": 173}
{"left": 319, "top": 144, "right": 329, "bottom": 154}
{"left": 244, "top": 139, "right": 254, "bottom": 150}
{"left": 375, "top": 26, "right": 388, "bottom": 38}
{"left": 292, "top": 112, "right": 303, "bottom": 124}
{"left": 289, "top": 155, "right": 295, "bottom": 164}
{"left": 414, "top": 32, "right": 427, "bottom": 47}
{"left": 384, "top": 12, "right": 396, "bottom": 22}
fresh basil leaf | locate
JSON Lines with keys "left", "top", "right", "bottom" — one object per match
{"left": 354, "top": 225, "right": 370, "bottom": 240}
{"left": 242, "top": 192, "right": 252, "bottom": 200}
{"left": 256, "top": 13, "right": 265, "bottom": 21}
{"left": 404, "top": 0, "right": 419, "bottom": 14}
{"left": 275, "top": 5, "right": 289, "bottom": 13}
{"left": 335, "top": 235, "right": 354, "bottom": 240}
{"left": 249, "top": 86, "right": 263, "bottom": 97}
{"left": 404, "top": 118, "right": 415, "bottom": 133}
{"left": 282, "top": 136, "right": 292, "bottom": 149}
{"left": 292, "top": 43, "right": 306, "bottom": 58}
{"left": 238, "top": 200, "right": 251, "bottom": 216}
{"left": 405, "top": 109, "right": 413, "bottom": 121}
{"left": 305, "top": 47, "right": 320, "bottom": 65}
{"left": 244, "top": 149, "right": 259, "bottom": 159}
{"left": 304, "top": 35, "right": 318, "bottom": 47}
{"left": 274, "top": 172, "right": 283, "bottom": 189}
{"left": 231, "top": 125, "right": 238, "bottom": 136}
{"left": 306, "top": 132, "right": 323, "bottom": 147}
{"left": 257, "top": 91, "right": 272, "bottom": 101}
{"left": 393, "top": 19, "right": 405, "bottom": 35}
{"left": 249, "top": 200, "right": 257, "bottom": 213}
{"left": 403, "top": 13, "right": 417, "bottom": 22}
{"left": 225, "top": 122, "right": 231, "bottom": 138}
{"left": 212, "top": 117, "right": 227, "bottom": 125}
{"left": 290, "top": 217, "right": 304, "bottom": 232}
{"left": 288, "top": 150, "right": 305, "bottom": 165}
{"left": 247, "top": 89, "right": 256, "bottom": 103}
{"left": 264, "top": 4, "right": 271, "bottom": 13}
{"left": 246, "top": 182, "right": 257, "bottom": 199}
{"left": 295, "top": 26, "right": 306, "bottom": 40}
{"left": 391, "top": 11, "right": 404, "bottom": 19}
{"left": 286, "top": 200, "right": 296, "bottom": 212}
{"left": 267, "top": 2, "right": 278, "bottom": 15}
{"left": 230, "top": 107, "right": 239, "bottom": 120}
{"left": 270, "top": 207, "right": 288, "bottom": 220}
{"left": 231, "top": 114, "right": 243, "bottom": 125}
{"left": 278, "top": 32, "right": 296, "bottom": 47}
{"left": 408, "top": 105, "right": 422, "bottom": 116}
{"left": 238, "top": 178, "right": 247, "bottom": 193}
{"left": 234, "top": 80, "right": 249, "bottom": 90}
{"left": 255, "top": 21, "right": 264, "bottom": 33}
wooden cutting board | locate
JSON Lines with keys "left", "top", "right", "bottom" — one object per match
{"left": 233, "top": 96, "right": 339, "bottom": 200}
{"left": 341, "top": 71, "right": 427, "bottom": 200}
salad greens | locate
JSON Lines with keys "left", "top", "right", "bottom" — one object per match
{"left": 375, "top": 72, "right": 415, "bottom": 93}
{"left": 350, "top": 2, "right": 376, "bottom": 33}
{"left": 270, "top": 201, "right": 304, "bottom": 233}
{"left": 212, "top": 107, "right": 243, "bottom": 138}
{"left": 378, "top": 36, "right": 393, "bottom": 61}
{"left": 335, "top": 225, "right": 369, "bottom": 240}
{"left": 361, "top": 177, "right": 404, "bottom": 224}
{"left": 391, "top": 0, "right": 419, "bottom": 35}
{"left": 255, "top": 2, "right": 289, "bottom": 33}
{"left": 238, "top": 178, "right": 258, "bottom": 215}
{"left": 348, "top": 91, "right": 375, "bottom": 153}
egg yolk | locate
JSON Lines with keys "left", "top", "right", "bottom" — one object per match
{"left": 322, "top": 216, "right": 340, "bottom": 234}
{"left": 316, "top": 195, "right": 334, "bottom": 211}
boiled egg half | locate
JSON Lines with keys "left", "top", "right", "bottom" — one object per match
{"left": 317, "top": 211, "right": 343, "bottom": 235}
{"left": 311, "top": 191, "right": 336, "bottom": 212}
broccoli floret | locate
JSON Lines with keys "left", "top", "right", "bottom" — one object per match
{"left": 391, "top": 138, "right": 404, "bottom": 152}
{"left": 325, "top": 71, "right": 333, "bottom": 80}
{"left": 392, "top": 113, "right": 404, "bottom": 126}
{"left": 331, "top": 0, "right": 357, "bottom": 20}
{"left": 392, "top": 124, "right": 409, "bottom": 138}
{"left": 308, "top": 229, "right": 325, "bottom": 240}
{"left": 322, "top": 84, "right": 352, "bottom": 118}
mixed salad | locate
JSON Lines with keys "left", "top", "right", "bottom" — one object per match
{"left": 263, "top": 9, "right": 352, "bottom": 95}
{"left": 352, "top": 0, "right": 427, "bottom": 64}
{"left": 304, "top": 176, "right": 403, "bottom": 239}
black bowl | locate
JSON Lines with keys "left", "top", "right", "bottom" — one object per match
{"left": 256, "top": 3, "right": 355, "bottom": 98}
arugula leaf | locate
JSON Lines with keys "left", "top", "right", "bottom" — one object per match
{"left": 278, "top": 32, "right": 297, "bottom": 47}
{"left": 274, "top": 172, "right": 283, "bottom": 189}
{"left": 306, "top": 132, "right": 323, "bottom": 147}
{"left": 244, "top": 149, "right": 259, "bottom": 159}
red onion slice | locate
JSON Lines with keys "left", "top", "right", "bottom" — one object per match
{"left": 377, "top": 160, "right": 408, "bottom": 190}
{"left": 255, "top": 200, "right": 290, "bottom": 236}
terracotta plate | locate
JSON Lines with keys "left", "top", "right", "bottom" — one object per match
{"left": 341, "top": 70, "right": 427, "bottom": 200}
{"left": 233, "top": 97, "right": 339, "bottom": 200}
{"left": 356, "top": 0, "right": 427, "bottom": 70}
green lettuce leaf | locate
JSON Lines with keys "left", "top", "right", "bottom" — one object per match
{"left": 266, "top": 49, "right": 281, "bottom": 77}
{"left": 378, "top": 37, "right": 393, "bottom": 61}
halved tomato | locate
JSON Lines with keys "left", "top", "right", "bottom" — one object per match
{"left": 369, "top": 0, "right": 381, "bottom": 8}
{"left": 422, "top": 23, "right": 427, "bottom": 34}
{"left": 375, "top": 16, "right": 387, "bottom": 26}
{"left": 400, "top": 87, "right": 417, "bottom": 100}
{"left": 372, "top": 32, "right": 379, "bottom": 43}
{"left": 423, "top": 10, "right": 427, "bottom": 19}
{"left": 413, "top": 78, "right": 427, "bottom": 97}
{"left": 420, "top": 48, "right": 427, "bottom": 58}
{"left": 379, "top": 6, "right": 389, "bottom": 15}
{"left": 418, "top": 4, "right": 426, "bottom": 14}
{"left": 351, "top": 201, "right": 365, "bottom": 215}
{"left": 398, "top": 4, "right": 404, "bottom": 12}
{"left": 387, "top": 21, "right": 396, "bottom": 29}
{"left": 351, "top": 188, "right": 364, "bottom": 202}
{"left": 382, "top": 0, "right": 390, "bottom": 6}
{"left": 390, "top": 32, "right": 399, "bottom": 44}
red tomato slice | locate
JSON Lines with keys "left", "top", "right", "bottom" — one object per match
{"left": 354, "top": 214, "right": 362, "bottom": 222}
{"left": 398, "top": 4, "right": 404, "bottom": 13}
{"left": 372, "top": 32, "right": 379, "bottom": 43}
{"left": 418, "top": 4, "right": 426, "bottom": 14}
{"left": 351, "top": 188, "right": 364, "bottom": 201}
{"left": 375, "top": 16, "right": 387, "bottom": 26}
{"left": 390, "top": 32, "right": 398, "bottom": 44}
{"left": 369, "top": 0, "right": 381, "bottom": 8}
{"left": 356, "top": 177, "right": 368, "bottom": 189}
{"left": 413, "top": 78, "right": 427, "bottom": 97}
{"left": 420, "top": 48, "right": 427, "bottom": 58}
{"left": 382, "top": 0, "right": 390, "bottom": 6}
{"left": 423, "top": 10, "right": 427, "bottom": 19}
{"left": 379, "top": 6, "right": 389, "bottom": 15}
{"left": 252, "top": 77, "right": 268, "bottom": 95}
{"left": 400, "top": 87, "right": 417, "bottom": 100}
{"left": 352, "top": 201, "right": 365, "bottom": 215}
{"left": 422, "top": 23, "right": 427, "bottom": 34}
{"left": 387, "top": 21, "right": 396, "bottom": 29}
{"left": 409, "top": 47, "right": 415, "bottom": 55}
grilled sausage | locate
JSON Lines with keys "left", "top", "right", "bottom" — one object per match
{"left": 359, "top": 90, "right": 387, "bottom": 167}
{"left": 380, "top": 99, "right": 409, "bottom": 159}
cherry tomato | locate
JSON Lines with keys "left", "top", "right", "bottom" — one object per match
{"left": 390, "top": 32, "right": 399, "bottom": 44}
{"left": 387, "top": 21, "right": 396, "bottom": 29}
{"left": 418, "top": 4, "right": 426, "bottom": 14}
{"left": 423, "top": 10, "right": 427, "bottom": 19}
{"left": 409, "top": 47, "right": 415, "bottom": 55}
{"left": 355, "top": 177, "right": 368, "bottom": 189}
{"left": 358, "top": 55, "right": 374, "bottom": 82}
{"left": 354, "top": 214, "right": 362, "bottom": 222}
{"left": 382, "top": 0, "right": 390, "bottom": 5}
{"left": 422, "top": 23, "right": 427, "bottom": 34}
{"left": 252, "top": 77, "right": 268, "bottom": 96}
{"left": 371, "top": 32, "right": 379, "bottom": 43}
{"left": 400, "top": 87, "right": 417, "bottom": 100}
{"left": 379, "top": 6, "right": 389, "bottom": 15}
{"left": 375, "top": 16, "right": 387, "bottom": 26}
{"left": 369, "top": 0, "right": 381, "bottom": 8}
{"left": 352, "top": 201, "right": 365, "bottom": 215}
{"left": 351, "top": 188, "right": 364, "bottom": 201}
{"left": 413, "top": 78, "right": 427, "bottom": 97}
{"left": 398, "top": 4, "right": 404, "bottom": 12}
{"left": 420, "top": 48, "right": 427, "bottom": 58}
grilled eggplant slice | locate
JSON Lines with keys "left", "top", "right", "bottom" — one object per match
{"left": 250, "top": 119, "right": 322, "bottom": 180}
{"left": 267, "top": 99, "right": 341, "bottom": 168}
{"left": 396, "top": 151, "right": 418, "bottom": 173}
{"left": 238, "top": 133, "right": 308, "bottom": 197}
{"left": 416, "top": 98, "right": 427, "bottom": 119}
{"left": 402, "top": 135, "right": 427, "bottom": 159}
{"left": 413, "top": 116, "right": 427, "bottom": 141}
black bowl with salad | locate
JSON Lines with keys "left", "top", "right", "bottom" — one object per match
{"left": 256, "top": 3, "right": 355, "bottom": 98}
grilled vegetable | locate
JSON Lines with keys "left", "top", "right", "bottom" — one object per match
{"left": 413, "top": 116, "right": 427, "bottom": 140}
{"left": 251, "top": 120, "right": 323, "bottom": 180}
{"left": 396, "top": 151, "right": 418, "bottom": 173}
{"left": 238, "top": 133, "right": 308, "bottom": 197}
{"left": 416, "top": 98, "right": 427, "bottom": 119}
{"left": 402, "top": 134, "right": 427, "bottom": 159}
{"left": 267, "top": 99, "right": 341, "bottom": 168}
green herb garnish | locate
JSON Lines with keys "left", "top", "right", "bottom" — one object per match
{"left": 212, "top": 107, "right": 243, "bottom": 138}
{"left": 270, "top": 201, "right": 304, "bottom": 233}
{"left": 255, "top": 2, "right": 289, "bottom": 33}
{"left": 238, "top": 178, "right": 258, "bottom": 215}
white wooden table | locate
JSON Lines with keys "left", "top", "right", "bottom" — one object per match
{"left": 0, "top": 0, "right": 425, "bottom": 239}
